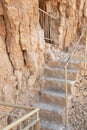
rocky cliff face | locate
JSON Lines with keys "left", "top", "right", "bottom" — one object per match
{"left": 0, "top": 0, "right": 87, "bottom": 129}
{"left": 0, "top": 0, "right": 87, "bottom": 107}
{"left": 39, "top": 0, "right": 87, "bottom": 50}
{"left": 69, "top": 72, "right": 87, "bottom": 130}
{"left": 0, "top": 0, "right": 44, "bottom": 104}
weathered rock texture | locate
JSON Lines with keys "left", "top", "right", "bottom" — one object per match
{"left": 69, "top": 72, "right": 87, "bottom": 130}
{"left": 0, "top": 0, "right": 45, "bottom": 104}
{"left": 39, "top": 0, "right": 87, "bottom": 49}
{"left": 0, "top": 0, "right": 87, "bottom": 129}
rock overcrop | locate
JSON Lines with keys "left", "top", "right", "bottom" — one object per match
{"left": 69, "top": 72, "right": 87, "bottom": 130}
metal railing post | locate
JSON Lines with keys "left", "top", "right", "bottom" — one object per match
{"left": 0, "top": 120, "right": 1, "bottom": 130}
{"left": 35, "top": 111, "right": 40, "bottom": 130}
{"left": 63, "top": 25, "right": 87, "bottom": 129}
{"left": 19, "top": 123, "right": 22, "bottom": 130}
{"left": 84, "top": 29, "right": 87, "bottom": 71}
{"left": 5, "top": 116, "right": 7, "bottom": 127}
{"left": 64, "top": 66, "right": 68, "bottom": 129}
{"left": 37, "top": 111, "right": 39, "bottom": 120}
{"left": 35, "top": 121, "right": 40, "bottom": 130}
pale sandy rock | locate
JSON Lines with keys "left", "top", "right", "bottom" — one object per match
{"left": 0, "top": 1, "right": 87, "bottom": 129}
{"left": 0, "top": 0, "right": 44, "bottom": 104}
{"left": 69, "top": 73, "right": 87, "bottom": 130}
{"left": 40, "top": 0, "right": 87, "bottom": 49}
{"left": 84, "top": 0, "right": 87, "bottom": 17}
{"left": 0, "top": 1, "right": 3, "bottom": 15}
{"left": 0, "top": 37, "right": 16, "bottom": 103}
{"left": 0, "top": 16, "right": 6, "bottom": 37}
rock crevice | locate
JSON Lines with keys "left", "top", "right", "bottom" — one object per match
{"left": 0, "top": 0, "right": 44, "bottom": 104}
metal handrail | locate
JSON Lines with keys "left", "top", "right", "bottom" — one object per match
{"left": 0, "top": 102, "right": 35, "bottom": 110}
{"left": 39, "top": 8, "right": 57, "bottom": 20}
{"left": 84, "top": 30, "right": 87, "bottom": 70}
{"left": 2, "top": 109, "right": 40, "bottom": 130}
{"left": 0, "top": 103, "right": 40, "bottom": 130}
{"left": 64, "top": 24, "right": 87, "bottom": 129}
{"left": 65, "top": 24, "right": 87, "bottom": 68}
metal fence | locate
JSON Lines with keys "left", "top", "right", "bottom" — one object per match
{"left": 39, "top": 8, "right": 58, "bottom": 44}
{"left": 0, "top": 102, "right": 40, "bottom": 130}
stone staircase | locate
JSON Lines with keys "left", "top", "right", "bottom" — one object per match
{"left": 33, "top": 57, "right": 82, "bottom": 130}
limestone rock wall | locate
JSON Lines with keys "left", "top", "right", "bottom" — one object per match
{"left": 39, "top": 0, "right": 87, "bottom": 49}
{"left": 0, "top": 0, "right": 45, "bottom": 104}
{"left": 69, "top": 72, "right": 87, "bottom": 130}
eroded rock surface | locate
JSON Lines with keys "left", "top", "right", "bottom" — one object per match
{"left": 69, "top": 72, "right": 87, "bottom": 130}
{"left": 0, "top": 0, "right": 45, "bottom": 104}
{"left": 39, "top": 0, "right": 87, "bottom": 49}
{"left": 0, "top": 0, "right": 87, "bottom": 129}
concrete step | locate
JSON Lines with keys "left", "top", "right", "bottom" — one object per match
{"left": 44, "top": 66, "right": 78, "bottom": 80}
{"left": 42, "top": 77, "right": 73, "bottom": 94}
{"left": 41, "top": 120, "right": 64, "bottom": 130}
{"left": 39, "top": 90, "right": 71, "bottom": 107}
{"left": 34, "top": 102, "right": 64, "bottom": 124}
{"left": 47, "top": 59, "right": 82, "bottom": 70}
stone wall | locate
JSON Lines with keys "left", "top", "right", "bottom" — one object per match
{"left": 0, "top": 0, "right": 45, "bottom": 104}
